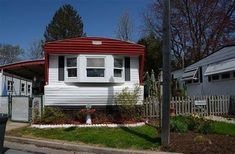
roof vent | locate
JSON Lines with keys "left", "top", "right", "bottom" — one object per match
{"left": 92, "top": 40, "right": 102, "bottom": 45}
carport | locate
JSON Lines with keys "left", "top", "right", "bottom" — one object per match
{"left": 0, "top": 59, "right": 45, "bottom": 94}
{"left": 0, "top": 59, "right": 45, "bottom": 122}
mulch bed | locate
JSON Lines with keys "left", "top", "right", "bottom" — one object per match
{"left": 161, "top": 132, "right": 235, "bottom": 154}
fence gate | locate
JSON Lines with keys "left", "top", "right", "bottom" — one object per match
{"left": 0, "top": 96, "right": 9, "bottom": 114}
{"left": 11, "top": 96, "right": 30, "bottom": 122}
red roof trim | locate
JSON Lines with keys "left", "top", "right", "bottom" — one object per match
{"left": 44, "top": 37, "right": 145, "bottom": 55}
{"left": 45, "top": 37, "right": 145, "bottom": 48}
{"left": 0, "top": 59, "right": 45, "bottom": 70}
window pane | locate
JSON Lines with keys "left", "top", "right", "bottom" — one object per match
{"left": 67, "top": 58, "right": 77, "bottom": 67}
{"left": 114, "top": 69, "right": 122, "bottom": 77}
{"left": 212, "top": 74, "right": 219, "bottom": 80}
{"left": 68, "top": 68, "right": 77, "bottom": 77}
{"left": 21, "top": 83, "right": 25, "bottom": 92}
{"left": 87, "top": 58, "right": 104, "bottom": 67}
{"left": 221, "top": 72, "right": 230, "bottom": 79}
{"left": 114, "top": 58, "right": 123, "bottom": 68}
{"left": 87, "top": 69, "right": 104, "bottom": 77}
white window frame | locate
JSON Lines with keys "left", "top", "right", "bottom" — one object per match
{"left": 113, "top": 57, "right": 124, "bottom": 78}
{"left": 86, "top": 56, "right": 106, "bottom": 78}
{"left": 7, "top": 80, "right": 13, "bottom": 92}
{"left": 65, "top": 56, "right": 78, "bottom": 79}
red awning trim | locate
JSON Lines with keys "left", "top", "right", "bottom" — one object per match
{"left": 0, "top": 59, "right": 45, "bottom": 70}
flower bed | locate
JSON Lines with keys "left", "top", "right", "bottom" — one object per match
{"left": 31, "top": 122, "right": 145, "bottom": 128}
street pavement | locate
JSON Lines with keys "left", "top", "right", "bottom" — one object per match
{"left": 4, "top": 141, "right": 95, "bottom": 154}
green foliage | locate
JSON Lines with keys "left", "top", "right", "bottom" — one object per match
{"left": 44, "top": 4, "right": 85, "bottom": 42}
{"left": 115, "top": 85, "right": 143, "bottom": 120}
{"left": 40, "top": 107, "right": 67, "bottom": 124}
{"left": 115, "top": 84, "right": 140, "bottom": 105}
{"left": 8, "top": 125, "right": 160, "bottom": 149}
{"left": 138, "top": 33, "right": 162, "bottom": 76}
{"left": 170, "top": 115, "right": 215, "bottom": 134}
{"left": 170, "top": 116, "right": 188, "bottom": 133}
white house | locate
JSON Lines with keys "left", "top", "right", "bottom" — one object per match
{"left": 0, "top": 71, "right": 32, "bottom": 96}
{"left": 177, "top": 44, "right": 235, "bottom": 96}
{"left": 43, "top": 37, "right": 145, "bottom": 106}
{"left": 0, "top": 59, "right": 44, "bottom": 97}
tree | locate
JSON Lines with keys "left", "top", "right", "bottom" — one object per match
{"left": 0, "top": 44, "right": 23, "bottom": 65}
{"left": 116, "top": 11, "right": 133, "bottom": 41}
{"left": 44, "top": 4, "right": 85, "bottom": 42}
{"left": 143, "top": 0, "right": 235, "bottom": 68}
{"left": 27, "top": 40, "right": 44, "bottom": 60}
{"left": 138, "top": 33, "right": 162, "bottom": 76}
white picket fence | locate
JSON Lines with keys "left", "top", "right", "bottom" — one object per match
{"left": 143, "top": 95, "right": 232, "bottom": 118}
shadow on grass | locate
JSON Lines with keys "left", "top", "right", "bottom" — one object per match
{"left": 120, "top": 127, "right": 161, "bottom": 144}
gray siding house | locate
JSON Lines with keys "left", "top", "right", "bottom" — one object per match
{"left": 179, "top": 45, "right": 235, "bottom": 96}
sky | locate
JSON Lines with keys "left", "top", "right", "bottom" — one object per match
{"left": 0, "top": 0, "right": 153, "bottom": 53}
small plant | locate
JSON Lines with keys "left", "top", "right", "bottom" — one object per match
{"left": 170, "top": 116, "right": 188, "bottom": 133}
{"left": 194, "top": 135, "right": 212, "bottom": 144}
{"left": 115, "top": 84, "right": 143, "bottom": 121}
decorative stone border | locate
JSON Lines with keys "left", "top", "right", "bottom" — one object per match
{"left": 31, "top": 122, "right": 145, "bottom": 129}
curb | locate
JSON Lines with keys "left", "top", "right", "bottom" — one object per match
{"left": 5, "top": 136, "right": 175, "bottom": 154}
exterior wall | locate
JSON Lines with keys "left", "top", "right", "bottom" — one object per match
{"left": 45, "top": 54, "right": 143, "bottom": 106}
{"left": 186, "top": 64, "right": 235, "bottom": 96}
{"left": 1, "top": 73, "right": 32, "bottom": 96}
{"left": 0, "top": 72, "right": 2, "bottom": 95}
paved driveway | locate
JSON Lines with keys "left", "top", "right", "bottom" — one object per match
{"left": 6, "top": 121, "right": 29, "bottom": 132}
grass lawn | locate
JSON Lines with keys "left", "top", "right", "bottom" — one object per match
{"left": 212, "top": 121, "right": 235, "bottom": 136}
{"left": 7, "top": 125, "right": 160, "bottom": 150}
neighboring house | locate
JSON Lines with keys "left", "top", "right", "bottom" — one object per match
{"left": 0, "top": 60, "right": 45, "bottom": 97}
{"left": 0, "top": 71, "right": 32, "bottom": 96}
{"left": 43, "top": 37, "right": 145, "bottom": 106}
{"left": 171, "top": 69, "right": 184, "bottom": 90}
{"left": 181, "top": 45, "right": 235, "bottom": 96}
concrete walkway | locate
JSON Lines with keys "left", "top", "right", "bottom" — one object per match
{"left": 6, "top": 121, "right": 29, "bottom": 132}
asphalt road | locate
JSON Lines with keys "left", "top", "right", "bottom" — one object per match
{"left": 3, "top": 141, "right": 95, "bottom": 154}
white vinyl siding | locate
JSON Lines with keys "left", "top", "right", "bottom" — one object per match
{"left": 45, "top": 54, "right": 142, "bottom": 106}
{"left": 48, "top": 54, "right": 140, "bottom": 84}
{"left": 130, "top": 57, "right": 139, "bottom": 83}
{"left": 49, "top": 55, "right": 59, "bottom": 84}
{"left": 44, "top": 84, "right": 144, "bottom": 106}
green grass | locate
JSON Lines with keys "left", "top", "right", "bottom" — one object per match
{"left": 7, "top": 125, "right": 160, "bottom": 149}
{"left": 212, "top": 121, "right": 235, "bottom": 136}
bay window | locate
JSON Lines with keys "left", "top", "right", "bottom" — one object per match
{"left": 114, "top": 58, "right": 123, "bottom": 77}
{"left": 66, "top": 57, "right": 77, "bottom": 77}
{"left": 86, "top": 58, "right": 105, "bottom": 77}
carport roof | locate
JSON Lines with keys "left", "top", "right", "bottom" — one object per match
{"left": 0, "top": 59, "right": 45, "bottom": 80}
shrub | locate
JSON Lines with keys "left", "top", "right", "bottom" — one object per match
{"left": 170, "top": 115, "right": 214, "bottom": 134}
{"left": 197, "top": 120, "right": 214, "bottom": 134}
{"left": 115, "top": 84, "right": 143, "bottom": 121}
{"left": 170, "top": 116, "right": 188, "bottom": 133}
{"left": 185, "top": 115, "right": 214, "bottom": 134}
{"left": 93, "top": 112, "right": 113, "bottom": 124}
{"left": 40, "top": 107, "right": 67, "bottom": 124}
